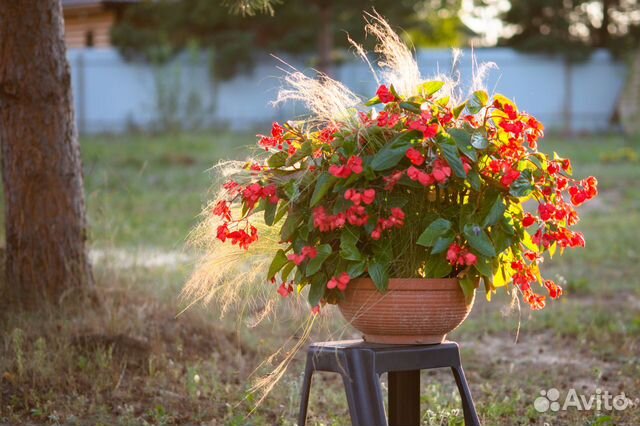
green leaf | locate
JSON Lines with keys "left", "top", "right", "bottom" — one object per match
{"left": 492, "top": 227, "right": 514, "bottom": 254}
{"left": 307, "top": 273, "right": 327, "bottom": 307}
{"left": 368, "top": 262, "right": 389, "bottom": 292}
{"left": 448, "top": 129, "right": 477, "bottom": 161}
{"left": 467, "top": 90, "right": 489, "bottom": 114}
{"left": 399, "top": 102, "right": 421, "bottom": 114}
{"left": 432, "top": 234, "right": 454, "bottom": 254}
{"left": 425, "top": 256, "right": 452, "bottom": 278}
{"left": 281, "top": 180, "right": 299, "bottom": 200}
{"left": 528, "top": 155, "right": 544, "bottom": 170}
{"left": 452, "top": 101, "right": 467, "bottom": 118}
{"left": 459, "top": 201, "right": 477, "bottom": 230}
{"left": 372, "top": 242, "right": 393, "bottom": 264}
{"left": 389, "top": 84, "right": 401, "bottom": 98}
{"left": 281, "top": 261, "right": 295, "bottom": 281}
{"left": 280, "top": 210, "right": 302, "bottom": 242}
{"left": 499, "top": 215, "right": 516, "bottom": 236}
{"left": 436, "top": 96, "right": 450, "bottom": 107}
{"left": 310, "top": 173, "right": 336, "bottom": 207}
{"left": 468, "top": 169, "right": 482, "bottom": 191}
{"left": 438, "top": 142, "right": 467, "bottom": 178}
{"left": 340, "top": 228, "right": 362, "bottom": 261}
{"left": 482, "top": 196, "right": 505, "bottom": 227}
{"left": 268, "top": 250, "right": 288, "bottom": 280}
{"left": 286, "top": 141, "right": 312, "bottom": 166}
{"left": 417, "top": 218, "right": 452, "bottom": 247}
{"left": 418, "top": 81, "right": 445, "bottom": 97}
{"left": 347, "top": 260, "right": 367, "bottom": 278}
{"left": 370, "top": 130, "right": 420, "bottom": 171}
{"left": 306, "top": 244, "right": 332, "bottom": 276}
{"left": 463, "top": 224, "right": 496, "bottom": 257}
{"left": 470, "top": 132, "right": 489, "bottom": 149}
{"left": 459, "top": 275, "right": 477, "bottom": 304}
{"left": 364, "top": 95, "right": 381, "bottom": 106}
{"left": 267, "top": 151, "right": 288, "bottom": 168}
{"left": 273, "top": 201, "right": 288, "bottom": 225}
{"left": 509, "top": 169, "right": 534, "bottom": 198}
{"left": 264, "top": 200, "right": 277, "bottom": 226}
{"left": 474, "top": 256, "right": 492, "bottom": 277}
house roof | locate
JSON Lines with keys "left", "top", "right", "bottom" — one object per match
{"left": 62, "top": 0, "right": 138, "bottom": 8}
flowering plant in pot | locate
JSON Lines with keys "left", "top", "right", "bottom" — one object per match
{"left": 183, "top": 16, "right": 597, "bottom": 345}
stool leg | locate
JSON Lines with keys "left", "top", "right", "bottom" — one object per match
{"left": 342, "top": 371, "right": 387, "bottom": 426}
{"left": 297, "top": 354, "right": 314, "bottom": 426}
{"left": 388, "top": 370, "right": 421, "bottom": 426}
{"left": 451, "top": 365, "right": 480, "bottom": 426}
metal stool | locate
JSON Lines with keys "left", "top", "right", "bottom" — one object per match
{"left": 298, "top": 340, "right": 480, "bottom": 426}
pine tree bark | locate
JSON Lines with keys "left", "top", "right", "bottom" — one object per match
{"left": 0, "top": 0, "right": 93, "bottom": 308}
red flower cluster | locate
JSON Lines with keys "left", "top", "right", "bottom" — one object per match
{"left": 376, "top": 85, "right": 396, "bottom": 103}
{"left": 544, "top": 279, "right": 563, "bottom": 299}
{"left": 534, "top": 228, "right": 585, "bottom": 249}
{"left": 509, "top": 260, "right": 560, "bottom": 310}
{"left": 511, "top": 260, "right": 536, "bottom": 290}
{"left": 407, "top": 158, "right": 452, "bottom": 186}
{"left": 358, "top": 111, "right": 375, "bottom": 127}
{"left": 327, "top": 272, "right": 351, "bottom": 291}
{"left": 329, "top": 156, "right": 364, "bottom": 178}
{"left": 371, "top": 208, "right": 405, "bottom": 240}
{"left": 407, "top": 166, "right": 434, "bottom": 186}
{"left": 242, "top": 183, "right": 278, "bottom": 209}
{"left": 432, "top": 159, "right": 453, "bottom": 183}
{"left": 377, "top": 111, "right": 401, "bottom": 128}
{"left": 406, "top": 147, "right": 425, "bottom": 166}
{"left": 344, "top": 189, "right": 376, "bottom": 205}
{"left": 522, "top": 213, "right": 536, "bottom": 227}
{"left": 488, "top": 159, "right": 520, "bottom": 188}
{"left": 277, "top": 282, "right": 294, "bottom": 298}
{"left": 569, "top": 177, "right": 598, "bottom": 206}
{"left": 318, "top": 124, "right": 338, "bottom": 144}
{"left": 407, "top": 111, "right": 439, "bottom": 139}
{"left": 288, "top": 246, "right": 318, "bottom": 265}
{"left": 258, "top": 122, "right": 286, "bottom": 151}
{"left": 526, "top": 117, "right": 544, "bottom": 148}
{"left": 446, "top": 243, "right": 477, "bottom": 266}
{"left": 223, "top": 180, "right": 241, "bottom": 196}
{"left": 212, "top": 200, "right": 232, "bottom": 221}
{"left": 217, "top": 224, "right": 258, "bottom": 250}
{"left": 383, "top": 170, "right": 404, "bottom": 190}
{"left": 313, "top": 206, "right": 346, "bottom": 232}
{"left": 523, "top": 288, "right": 546, "bottom": 310}
{"left": 345, "top": 205, "right": 369, "bottom": 226}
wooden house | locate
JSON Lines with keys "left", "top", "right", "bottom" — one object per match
{"left": 62, "top": 0, "right": 137, "bottom": 49}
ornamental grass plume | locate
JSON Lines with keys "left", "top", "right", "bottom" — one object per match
{"left": 181, "top": 12, "right": 597, "bottom": 406}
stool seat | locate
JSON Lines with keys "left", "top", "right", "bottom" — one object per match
{"left": 298, "top": 340, "right": 480, "bottom": 426}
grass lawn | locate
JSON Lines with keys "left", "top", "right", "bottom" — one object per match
{"left": 1, "top": 131, "right": 639, "bottom": 425}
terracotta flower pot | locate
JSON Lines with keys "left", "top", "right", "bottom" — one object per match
{"left": 338, "top": 278, "right": 474, "bottom": 344}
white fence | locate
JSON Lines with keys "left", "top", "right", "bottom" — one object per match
{"left": 68, "top": 47, "right": 628, "bottom": 134}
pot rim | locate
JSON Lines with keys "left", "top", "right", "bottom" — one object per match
{"left": 350, "top": 277, "right": 459, "bottom": 291}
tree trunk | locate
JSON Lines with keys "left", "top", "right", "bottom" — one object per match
{"left": 0, "top": 0, "right": 93, "bottom": 308}
{"left": 598, "top": 0, "right": 611, "bottom": 48}
{"left": 316, "top": 0, "right": 334, "bottom": 76}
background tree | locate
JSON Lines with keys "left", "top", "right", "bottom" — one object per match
{"left": 111, "top": 0, "right": 470, "bottom": 78}
{"left": 0, "top": 0, "right": 93, "bottom": 308}
{"left": 478, "top": 0, "right": 640, "bottom": 60}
